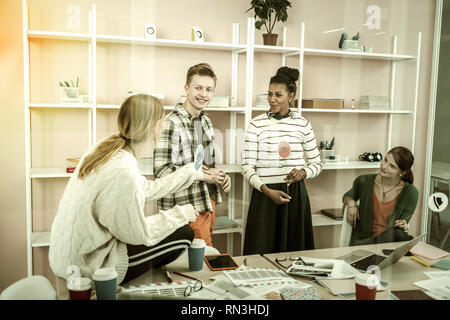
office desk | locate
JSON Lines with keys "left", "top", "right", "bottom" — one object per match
{"left": 123, "top": 254, "right": 280, "bottom": 288}
{"left": 263, "top": 242, "right": 445, "bottom": 300}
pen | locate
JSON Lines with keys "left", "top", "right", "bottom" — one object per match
{"left": 173, "top": 271, "right": 199, "bottom": 281}
{"left": 166, "top": 270, "right": 173, "bottom": 283}
{"left": 411, "top": 256, "right": 431, "bottom": 267}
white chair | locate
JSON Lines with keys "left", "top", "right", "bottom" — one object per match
{"left": 165, "top": 246, "right": 220, "bottom": 269}
{"left": 339, "top": 206, "right": 353, "bottom": 247}
{"left": 0, "top": 275, "right": 57, "bottom": 300}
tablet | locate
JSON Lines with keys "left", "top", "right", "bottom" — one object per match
{"left": 204, "top": 254, "right": 239, "bottom": 271}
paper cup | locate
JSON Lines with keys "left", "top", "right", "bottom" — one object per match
{"left": 93, "top": 267, "right": 118, "bottom": 300}
{"left": 355, "top": 273, "right": 377, "bottom": 300}
{"left": 67, "top": 277, "right": 92, "bottom": 300}
{"left": 188, "top": 239, "right": 206, "bottom": 271}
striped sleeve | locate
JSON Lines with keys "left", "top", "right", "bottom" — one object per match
{"left": 153, "top": 118, "right": 181, "bottom": 178}
{"left": 241, "top": 122, "right": 264, "bottom": 192}
{"left": 301, "top": 121, "right": 323, "bottom": 179}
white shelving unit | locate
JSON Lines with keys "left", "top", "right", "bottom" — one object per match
{"left": 23, "top": 1, "right": 420, "bottom": 276}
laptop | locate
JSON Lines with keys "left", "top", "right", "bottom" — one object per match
{"left": 320, "top": 208, "right": 344, "bottom": 220}
{"left": 338, "top": 234, "right": 426, "bottom": 272}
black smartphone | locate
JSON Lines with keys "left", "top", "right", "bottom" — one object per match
{"left": 204, "top": 254, "right": 239, "bottom": 271}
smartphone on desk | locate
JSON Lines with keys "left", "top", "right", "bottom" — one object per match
{"left": 204, "top": 254, "right": 239, "bottom": 271}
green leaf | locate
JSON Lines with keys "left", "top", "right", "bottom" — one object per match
{"left": 255, "top": 20, "right": 266, "bottom": 30}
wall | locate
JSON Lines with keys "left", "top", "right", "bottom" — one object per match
{"left": 0, "top": 0, "right": 436, "bottom": 291}
{"left": 0, "top": 0, "right": 27, "bottom": 292}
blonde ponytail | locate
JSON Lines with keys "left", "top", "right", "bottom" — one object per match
{"left": 78, "top": 94, "right": 164, "bottom": 179}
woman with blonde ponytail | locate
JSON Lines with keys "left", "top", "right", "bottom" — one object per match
{"left": 50, "top": 94, "right": 206, "bottom": 285}
{"left": 343, "top": 146, "right": 419, "bottom": 246}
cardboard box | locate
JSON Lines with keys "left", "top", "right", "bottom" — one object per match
{"left": 360, "top": 96, "right": 390, "bottom": 110}
{"left": 302, "top": 98, "right": 344, "bottom": 109}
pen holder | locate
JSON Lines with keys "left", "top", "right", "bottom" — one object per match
{"left": 321, "top": 150, "right": 334, "bottom": 161}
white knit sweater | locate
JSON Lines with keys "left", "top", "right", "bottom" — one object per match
{"left": 49, "top": 149, "right": 202, "bottom": 284}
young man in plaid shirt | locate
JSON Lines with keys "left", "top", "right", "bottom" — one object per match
{"left": 154, "top": 63, "right": 231, "bottom": 246}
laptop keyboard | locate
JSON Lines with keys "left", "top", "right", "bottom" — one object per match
{"left": 351, "top": 254, "right": 386, "bottom": 271}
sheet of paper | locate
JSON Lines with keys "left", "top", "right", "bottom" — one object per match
{"left": 414, "top": 277, "right": 450, "bottom": 300}
{"left": 207, "top": 270, "right": 311, "bottom": 300}
{"left": 122, "top": 280, "right": 195, "bottom": 298}
{"left": 222, "top": 267, "right": 297, "bottom": 287}
{"left": 410, "top": 243, "right": 449, "bottom": 260}
{"left": 287, "top": 257, "right": 361, "bottom": 279}
{"left": 317, "top": 278, "right": 386, "bottom": 295}
{"left": 424, "top": 271, "right": 450, "bottom": 279}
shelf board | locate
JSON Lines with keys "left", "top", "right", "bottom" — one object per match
{"left": 323, "top": 161, "right": 380, "bottom": 170}
{"left": 30, "top": 164, "right": 243, "bottom": 179}
{"left": 32, "top": 215, "right": 344, "bottom": 248}
{"left": 32, "top": 219, "right": 243, "bottom": 248}
{"left": 30, "top": 168, "right": 71, "bottom": 178}
{"left": 97, "top": 104, "right": 246, "bottom": 112}
{"left": 303, "top": 48, "right": 415, "bottom": 61}
{"left": 97, "top": 34, "right": 246, "bottom": 52}
{"left": 301, "top": 108, "right": 412, "bottom": 114}
{"left": 254, "top": 44, "right": 300, "bottom": 54}
{"left": 28, "top": 30, "right": 91, "bottom": 41}
{"left": 252, "top": 107, "right": 411, "bottom": 114}
{"left": 32, "top": 215, "right": 343, "bottom": 248}
{"left": 29, "top": 102, "right": 93, "bottom": 109}
{"left": 212, "top": 218, "right": 242, "bottom": 234}
{"left": 31, "top": 232, "right": 50, "bottom": 247}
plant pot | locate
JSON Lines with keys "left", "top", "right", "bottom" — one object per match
{"left": 263, "top": 33, "right": 278, "bottom": 46}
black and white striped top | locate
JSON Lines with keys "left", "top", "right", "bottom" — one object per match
{"left": 241, "top": 111, "right": 323, "bottom": 191}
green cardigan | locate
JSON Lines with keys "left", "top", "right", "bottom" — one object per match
{"left": 342, "top": 174, "right": 419, "bottom": 246}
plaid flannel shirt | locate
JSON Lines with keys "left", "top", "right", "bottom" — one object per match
{"left": 153, "top": 104, "right": 221, "bottom": 213}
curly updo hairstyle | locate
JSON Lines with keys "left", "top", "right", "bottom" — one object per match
{"left": 269, "top": 66, "right": 300, "bottom": 95}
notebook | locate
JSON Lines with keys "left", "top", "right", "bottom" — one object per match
{"left": 320, "top": 208, "right": 344, "bottom": 220}
{"left": 390, "top": 290, "right": 434, "bottom": 300}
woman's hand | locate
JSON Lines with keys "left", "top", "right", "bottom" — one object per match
{"left": 200, "top": 166, "right": 225, "bottom": 185}
{"left": 394, "top": 219, "right": 408, "bottom": 232}
{"left": 346, "top": 205, "right": 360, "bottom": 228}
{"left": 261, "top": 185, "right": 291, "bottom": 205}
{"left": 285, "top": 169, "right": 307, "bottom": 186}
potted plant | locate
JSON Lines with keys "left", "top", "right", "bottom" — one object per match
{"left": 246, "top": 0, "right": 292, "bottom": 46}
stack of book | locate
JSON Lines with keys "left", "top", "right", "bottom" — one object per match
{"left": 360, "top": 96, "right": 390, "bottom": 110}
{"left": 255, "top": 94, "right": 269, "bottom": 108}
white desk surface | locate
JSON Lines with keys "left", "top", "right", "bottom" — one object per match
{"left": 263, "top": 241, "right": 448, "bottom": 300}
{"left": 122, "top": 242, "right": 448, "bottom": 300}
{"left": 123, "top": 254, "right": 279, "bottom": 288}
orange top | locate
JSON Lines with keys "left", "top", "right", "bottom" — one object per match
{"left": 372, "top": 191, "right": 398, "bottom": 238}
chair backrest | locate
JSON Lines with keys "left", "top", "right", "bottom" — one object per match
{"left": 339, "top": 206, "right": 353, "bottom": 247}
{"left": 0, "top": 275, "right": 57, "bottom": 300}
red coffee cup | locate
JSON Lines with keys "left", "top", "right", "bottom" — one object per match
{"left": 67, "top": 277, "right": 92, "bottom": 300}
{"left": 354, "top": 273, "right": 377, "bottom": 300}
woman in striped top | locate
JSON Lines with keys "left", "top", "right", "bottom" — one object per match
{"left": 242, "top": 67, "right": 323, "bottom": 255}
